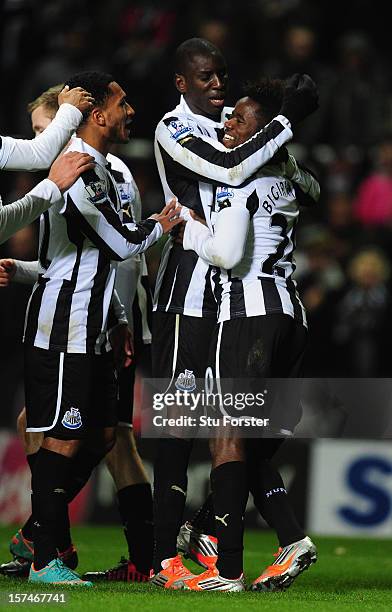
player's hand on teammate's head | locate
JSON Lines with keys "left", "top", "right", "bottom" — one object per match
{"left": 48, "top": 151, "right": 95, "bottom": 193}
{"left": 280, "top": 72, "right": 319, "bottom": 126}
{"left": 58, "top": 85, "right": 95, "bottom": 113}
{"left": 0, "top": 259, "right": 16, "bottom": 287}
{"left": 150, "top": 198, "right": 183, "bottom": 234}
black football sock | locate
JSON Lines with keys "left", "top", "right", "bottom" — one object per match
{"left": 117, "top": 483, "right": 153, "bottom": 574}
{"left": 21, "top": 516, "right": 34, "bottom": 542}
{"left": 66, "top": 448, "right": 105, "bottom": 502}
{"left": 21, "top": 453, "right": 39, "bottom": 541}
{"left": 210, "top": 461, "right": 248, "bottom": 579}
{"left": 189, "top": 493, "right": 216, "bottom": 537}
{"left": 55, "top": 448, "right": 105, "bottom": 553}
{"left": 26, "top": 452, "right": 38, "bottom": 473}
{"left": 247, "top": 439, "right": 305, "bottom": 547}
{"left": 32, "top": 448, "right": 72, "bottom": 570}
{"left": 153, "top": 437, "right": 193, "bottom": 573}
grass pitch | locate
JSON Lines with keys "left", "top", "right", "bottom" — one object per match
{"left": 0, "top": 525, "right": 391, "bottom": 611}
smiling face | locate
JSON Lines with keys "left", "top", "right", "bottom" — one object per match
{"left": 223, "top": 97, "right": 264, "bottom": 149}
{"left": 175, "top": 52, "right": 228, "bottom": 119}
{"left": 101, "top": 81, "right": 135, "bottom": 144}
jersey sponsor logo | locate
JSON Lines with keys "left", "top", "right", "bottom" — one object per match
{"left": 175, "top": 369, "right": 196, "bottom": 391}
{"left": 61, "top": 407, "right": 82, "bottom": 430}
{"left": 167, "top": 120, "right": 193, "bottom": 142}
{"left": 85, "top": 180, "right": 107, "bottom": 205}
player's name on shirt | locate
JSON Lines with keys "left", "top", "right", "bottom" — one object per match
{"left": 212, "top": 171, "right": 310, "bottom": 326}
{"left": 261, "top": 179, "right": 294, "bottom": 214}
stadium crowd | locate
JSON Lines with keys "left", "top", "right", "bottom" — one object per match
{"left": 0, "top": 0, "right": 391, "bottom": 593}
{"left": 1, "top": 2, "right": 391, "bottom": 413}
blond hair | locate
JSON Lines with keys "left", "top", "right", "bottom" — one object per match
{"left": 27, "top": 84, "right": 64, "bottom": 116}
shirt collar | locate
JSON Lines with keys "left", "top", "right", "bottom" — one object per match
{"left": 71, "top": 136, "right": 108, "bottom": 167}
{"left": 178, "top": 95, "right": 227, "bottom": 128}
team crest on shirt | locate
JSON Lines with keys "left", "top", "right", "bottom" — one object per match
{"left": 61, "top": 407, "right": 82, "bottom": 430}
{"left": 85, "top": 179, "right": 107, "bottom": 205}
{"left": 175, "top": 369, "right": 196, "bottom": 392}
{"left": 167, "top": 120, "right": 193, "bottom": 142}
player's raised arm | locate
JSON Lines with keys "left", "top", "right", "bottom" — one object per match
{"left": 0, "top": 87, "right": 94, "bottom": 171}
{"left": 0, "top": 151, "right": 95, "bottom": 244}
{"left": 155, "top": 74, "right": 318, "bottom": 187}
{"left": 63, "top": 167, "right": 181, "bottom": 261}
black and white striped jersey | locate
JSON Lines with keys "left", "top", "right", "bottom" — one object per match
{"left": 153, "top": 96, "right": 293, "bottom": 318}
{"left": 183, "top": 159, "right": 320, "bottom": 326}
{"left": 23, "top": 137, "right": 161, "bottom": 354}
{"left": 107, "top": 152, "right": 152, "bottom": 344}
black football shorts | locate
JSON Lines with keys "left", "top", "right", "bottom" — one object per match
{"left": 206, "top": 314, "right": 307, "bottom": 435}
{"left": 24, "top": 345, "right": 118, "bottom": 439}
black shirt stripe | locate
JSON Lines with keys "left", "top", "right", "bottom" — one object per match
{"left": 260, "top": 277, "right": 284, "bottom": 314}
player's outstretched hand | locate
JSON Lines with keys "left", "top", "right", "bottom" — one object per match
{"left": 0, "top": 258, "right": 16, "bottom": 287}
{"left": 280, "top": 73, "right": 319, "bottom": 126}
{"left": 150, "top": 198, "right": 183, "bottom": 234}
{"left": 48, "top": 151, "right": 95, "bottom": 193}
{"left": 58, "top": 85, "right": 95, "bottom": 113}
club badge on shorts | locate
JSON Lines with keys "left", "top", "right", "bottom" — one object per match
{"left": 175, "top": 369, "right": 196, "bottom": 392}
{"left": 62, "top": 407, "right": 82, "bottom": 430}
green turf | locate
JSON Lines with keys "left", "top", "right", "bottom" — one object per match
{"left": 0, "top": 526, "right": 391, "bottom": 611}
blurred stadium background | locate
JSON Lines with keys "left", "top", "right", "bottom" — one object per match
{"left": 1, "top": 0, "right": 392, "bottom": 540}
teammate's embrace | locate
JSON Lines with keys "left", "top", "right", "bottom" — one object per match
{"left": 150, "top": 37, "right": 318, "bottom": 590}
{"left": 182, "top": 78, "right": 319, "bottom": 592}
{"left": 0, "top": 83, "right": 156, "bottom": 583}
{"left": 21, "top": 71, "right": 180, "bottom": 586}
{"left": 0, "top": 85, "right": 95, "bottom": 243}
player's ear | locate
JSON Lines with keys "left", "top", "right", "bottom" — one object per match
{"left": 91, "top": 107, "right": 106, "bottom": 127}
{"left": 175, "top": 73, "right": 187, "bottom": 94}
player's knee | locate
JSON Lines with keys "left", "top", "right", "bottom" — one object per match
{"left": 212, "top": 438, "right": 244, "bottom": 468}
{"left": 42, "top": 436, "right": 81, "bottom": 458}
{"left": 16, "top": 409, "right": 27, "bottom": 437}
{"left": 101, "top": 427, "right": 117, "bottom": 454}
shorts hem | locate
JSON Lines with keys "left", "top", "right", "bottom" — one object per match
{"left": 154, "top": 305, "right": 217, "bottom": 319}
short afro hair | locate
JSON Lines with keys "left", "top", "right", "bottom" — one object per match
{"left": 242, "top": 78, "right": 284, "bottom": 125}
{"left": 64, "top": 70, "right": 115, "bottom": 119}
{"left": 175, "top": 37, "right": 225, "bottom": 75}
